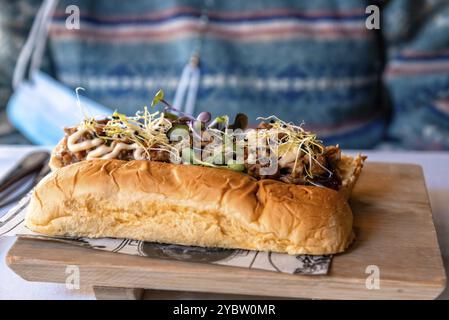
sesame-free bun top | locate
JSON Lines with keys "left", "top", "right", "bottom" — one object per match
{"left": 26, "top": 156, "right": 364, "bottom": 255}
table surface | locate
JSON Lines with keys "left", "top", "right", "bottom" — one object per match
{"left": 1, "top": 145, "right": 448, "bottom": 300}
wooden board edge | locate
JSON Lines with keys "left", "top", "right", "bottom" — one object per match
{"left": 5, "top": 162, "right": 447, "bottom": 300}
{"left": 6, "top": 241, "right": 446, "bottom": 300}
{"left": 412, "top": 164, "right": 447, "bottom": 291}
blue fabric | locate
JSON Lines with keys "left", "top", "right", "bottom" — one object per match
{"left": 3, "top": 0, "right": 449, "bottom": 149}
{"left": 45, "top": 0, "right": 386, "bottom": 148}
{"left": 7, "top": 72, "right": 111, "bottom": 145}
{"left": 383, "top": 0, "right": 449, "bottom": 149}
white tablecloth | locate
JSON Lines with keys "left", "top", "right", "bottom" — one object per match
{"left": 0, "top": 146, "right": 448, "bottom": 300}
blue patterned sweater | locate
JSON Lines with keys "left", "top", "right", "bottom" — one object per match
{"left": 3, "top": 0, "right": 449, "bottom": 149}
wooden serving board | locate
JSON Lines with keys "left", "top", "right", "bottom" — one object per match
{"left": 5, "top": 162, "right": 446, "bottom": 300}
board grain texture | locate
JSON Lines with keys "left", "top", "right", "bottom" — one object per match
{"left": 5, "top": 162, "right": 447, "bottom": 299}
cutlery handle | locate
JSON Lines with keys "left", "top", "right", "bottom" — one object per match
{"left": 0, "top": 151, "right": 49, "bottom": 193}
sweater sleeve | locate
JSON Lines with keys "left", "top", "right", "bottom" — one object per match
{"left": 383, "top": 0, "right": 449, "bottom": 149}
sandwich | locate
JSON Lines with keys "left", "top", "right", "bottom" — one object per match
{"left": 25, "top": 90, "right": 365, "bottom": 255}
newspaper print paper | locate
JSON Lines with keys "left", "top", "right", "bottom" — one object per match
{"left": 0, "top": 194, "right": 332, "bottom": 275}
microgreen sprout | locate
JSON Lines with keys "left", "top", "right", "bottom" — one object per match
{"left": 80, "top": 107, "right": 180, "bottom": 161}
{"left": 151, "top": 89, "right": 195, "bottom": 120}
{"left": 254, "top": 116, "right": 332, "bottom": 180}
{"left": 151, "top": 89, "right": 168, "bottom": 108}
{"left": 75, "top": 88, "right": 335, "bottom": 182}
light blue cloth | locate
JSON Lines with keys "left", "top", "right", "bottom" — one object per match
{"left": 7, "top": 71, "right": 110, "bottom": 145}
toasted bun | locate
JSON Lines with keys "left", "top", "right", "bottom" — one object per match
{"left": 25, "top": 159, "right": 358, "bottom": 255}
{"left": 338, "top": 154, "right": 366, "bottom": 200}
{"left": 48, "top": 137, "right": 66, "bottom": 171}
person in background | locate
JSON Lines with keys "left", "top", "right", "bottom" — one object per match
{"left": 0, "top": 0, "right": 449, "bottom": 149}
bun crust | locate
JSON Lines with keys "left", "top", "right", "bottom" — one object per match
{"left": 339, "top": 154, "right": 366, "bottom": 200}
{"left": 49, "top": 137, "right": 67, "bottom": 171}
{"left": 26, "top": 160, "right": 356, "bottom": 255}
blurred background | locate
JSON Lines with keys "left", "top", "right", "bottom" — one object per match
{"left": 1, "top": 0, "right": 449, "bottom": 149}
{"left": 2, "top": 1, "right": 449, "bottom": 301}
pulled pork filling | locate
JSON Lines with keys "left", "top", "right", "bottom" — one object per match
{"left": 54, "top": 113, "right": 343, "bottom": 190}
{"left": 244, "top": 146, "right": 341, "bottom": 189}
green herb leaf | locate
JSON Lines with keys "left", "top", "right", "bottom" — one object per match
{"left": 151, "top": 89, "right": 165, "bottom": 108}
{"left": 215, "top": 115, "right": 229, "bottom": 123}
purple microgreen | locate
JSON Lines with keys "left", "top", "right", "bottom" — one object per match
{"left": 196, "top": 111, "right": 211, "bottom": 123}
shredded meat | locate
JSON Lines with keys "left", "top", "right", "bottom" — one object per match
{"left": 243, "top": 142, "right": 341, "bottom": 189}
{"left": 310, "top": 173, "right": 342, "bottom": 190}
{"left": 63, "top": 127, "right": 78, "bottom": 136}
{"left": 56, "top": 122, "right": 343, "bottom": 190}
{"left": 324, "top": 145, "right": 341, "bottom": 169}
{"left": 116, "top": 149, "right": 134, "bottom": 161}
{"left": 245, "top": 163, "right": 280, "bottom": 180}
{"left": 149, "top": 149, "right": 171, "bottom": 162}
{"left": 59, "top": 147, "right": 79, "bottom": 167}
{"left": 257, "top": 122, "right": 273, "bottom": 130}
